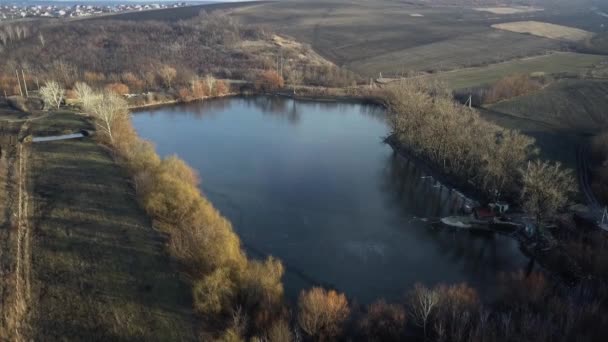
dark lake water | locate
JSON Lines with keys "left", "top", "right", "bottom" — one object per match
{"left": 133, "top": 96, "right": 530, "bottom": 303}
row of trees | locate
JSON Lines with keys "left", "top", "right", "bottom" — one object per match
{"left": 0, "top": 24, "right": 31, "bottom": 47}
{"left": 69, "top": 84, "right": 288, "bottom": 340}
{"left": 241, "top": 272, "right": 606, "bottom": 342}
{"left": 481, "top": 73, "right": 546, "bottom": 104}
{"left": 384, "top": 80, "right": 575, "bottom": 231}
{"left": 178, "top": 75, "right": 230, "bottom": 101}
{"left": 454, "top": 73, "right": 547, "bottom": 106}
{"left": 385, "top": 80, "right": 538, "bottom": 198}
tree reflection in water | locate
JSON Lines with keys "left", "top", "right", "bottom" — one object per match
{"left": 380, "top": 152, "right": 531, "bottom": 297}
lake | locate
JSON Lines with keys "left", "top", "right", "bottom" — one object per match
{"left": 133, "top": 96, "right": 530, "bottom": 303}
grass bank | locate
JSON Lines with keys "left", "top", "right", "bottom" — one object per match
{"left": 26, "top": 112, "right": 196, "bottom": 340}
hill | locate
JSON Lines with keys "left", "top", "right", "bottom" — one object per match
{"left": 230, "top": 0, "right": 606, "bottom": 76}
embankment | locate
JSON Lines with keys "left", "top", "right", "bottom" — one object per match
{"left": 25, "top": 112, "right": 196, "bottom": 340}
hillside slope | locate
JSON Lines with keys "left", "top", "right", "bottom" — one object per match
{"left": 26, "top": 113, "right": 196, "bottom": 340}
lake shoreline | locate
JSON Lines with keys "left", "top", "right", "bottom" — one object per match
{"left": 132, "top": 96, "right": 533, "bottom": 302}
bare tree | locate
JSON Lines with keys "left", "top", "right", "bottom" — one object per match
{"left": 520, "top": 160, "right": 576, "bottom": 235}
{"left": 204, "top": 74, "right": 216, "bottom": 94}
{"left": 38, "top": 32, "right": 45, "bottom": 47}
{"left": 287, "top": 67, "right": 304, "bottom": 95}
{"left": 74, "top": 82, "right": 98, "bottom": 109}
{"left": 39, "top": 80, "right": 64, "bottom": 110}
{"left": 158, "top": 65, "right": 177, "bottom": 89}
{"left": 84, "top": 90, "right": 128, "bottom": 143}
{"left": 298, "top": 287, "right": 350, "bottom": 340}
{"left": 14, "top": 26, "right": 23, "bottom": 40}
{"left": 0, "top": 30, "right": 7, "bottom": 46}
{"left": 410, "top": 283, "right": 440, "bottom": 341}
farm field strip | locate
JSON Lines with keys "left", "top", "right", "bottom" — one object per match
{"left": 492, "top": 21, "right": 594, "bottom": 42}
{"left": 419, "top": 52, "right": 606, "bottom": 89}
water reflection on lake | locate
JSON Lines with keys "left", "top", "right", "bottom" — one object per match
{"left": 133, "top": 96, "right": 529, "bottom": 303}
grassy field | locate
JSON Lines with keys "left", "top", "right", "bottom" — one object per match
{"left": 478, "top": 107, "right": 583, "bottom": 169}
{"left": 231, "top": 0, "right": 585, "bottom": 76}
{"left": 26, "top": 112, "right": 196, "bottom": 340}
{"left": 421, "top": 52, "right": 606, "bottom": 89}
{"left": 488, "top": 79, "right": 608, "bottom": 134}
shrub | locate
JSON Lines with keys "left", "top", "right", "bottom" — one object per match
{"left": 237, "top": 257, "right": 285, "bottom": 331}
{"left": 255, "top": 70, "right": 284, "bottom": 92}
{"left": 298, "top": 287, "right": 350, "bottom": 340}
{"left": 497, "top": 271, "right": 549, "bottom": 311}
{"left": 215, "top": 80, "right": 229, "bottom": 96}
{"left": 169, "top": 199, "right": 247, "bottom": 277}
{"left": 144, "top": 172, "right": 203, "bottom": 225}
{"left": 178, "top": 87, "right": 192, "bottom": 101}
{"left": 359, "top": 300, "right": 406, "bottom": 342}
{"left": 191, "top": 78, "right": 209, "bottom": 98}
{"left": 267, "top": 319, "right": 293, "bottom": 342}
{"left": 157, "top": 155, "right": 199, "bottom": 187}
{"left": 482, "top": 73, "right": 544, "bottom": 104}
{"left": 193, "top": 267, "right": 236, "bottom": 316}
{"left": 105, "top": 82, "right": 130, "bottom": 95}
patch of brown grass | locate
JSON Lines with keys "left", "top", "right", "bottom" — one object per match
{"left": 492, "top": 21, "right": 593, "bottom": 42}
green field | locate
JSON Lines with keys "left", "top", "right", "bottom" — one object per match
{"left": 27, "top": 113, "right": 196, "bottom": 340}
{"left": 422, "top": 52, "right": 606, "bottom": 90}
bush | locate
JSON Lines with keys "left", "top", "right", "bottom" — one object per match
{"left": 237, "top": 257, "right": 285, "bottom": 331}
{"left": 298, "top": 287, "right": 350, "bottom": 340}
{"left": 255, "top": 70, "right": 284, "bottom": 92}
{"left": 105, "top": 82, "right": 130, "bottom": 95}
{"left": 168, "top": 200, "right": 247, "bottom": 277}
{"left": 359, "top": 300, "right": 406, "bottom": 342}
{"left": 215, "top": 80, "right": 229, "bottom": 96}
{"left": 178, "top": 87, "right": 192, "bottom": 101}
{"left": 483, "top": 73, "right": 544, "bottom": 104}
{"left": 267, "top": 319, "right": 293, "bottom": 342}
{"left": 193, "top": 267, "right": 236, "bottom": 316}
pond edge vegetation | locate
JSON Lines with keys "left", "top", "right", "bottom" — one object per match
{"left": 31, "top": 72, "right": 606, "bottom": 340}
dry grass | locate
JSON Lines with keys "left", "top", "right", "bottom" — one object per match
{"left": 492, "top": 21, "right": 594, "bottom": 42}
{"left": 238, "top": 34, "right": 335, "bottom": 67}
{"left": 231, "top": 0, "right": 562, "bottom": 76}
{"left": 26, "top": 112, "right": 196, "bottom": 340}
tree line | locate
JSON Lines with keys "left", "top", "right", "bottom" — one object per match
{"left": 387, "top": 81, "right": 523, "bottom": 195}
{"left": 453, "top": 73, "right": 548, "bottom": 107}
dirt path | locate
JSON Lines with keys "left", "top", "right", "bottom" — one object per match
{"left": 0, "top": 121, "right": 33, "bottom": 341}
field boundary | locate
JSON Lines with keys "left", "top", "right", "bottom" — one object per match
{"left": 0, "top": 121, "right": 32, "bottom": 341}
